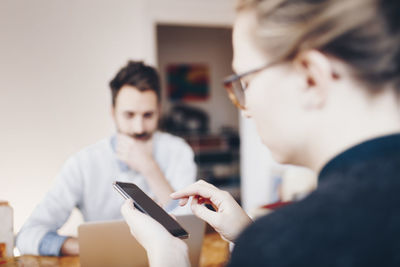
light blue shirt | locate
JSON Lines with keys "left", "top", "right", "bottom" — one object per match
{"left": 17, "top": 132, "right": 196, "bottom": 256}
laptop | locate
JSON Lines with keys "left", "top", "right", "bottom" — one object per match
{"left": 78, "top": 215, "right": 206, "bottom": 267}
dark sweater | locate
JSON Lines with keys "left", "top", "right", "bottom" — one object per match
{"left": 229, "top": 134, "right": 400, "bottom": 267}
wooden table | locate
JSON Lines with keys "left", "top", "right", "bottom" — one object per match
{"left": 0, "top": 232, "right": 229, "bottom": 267}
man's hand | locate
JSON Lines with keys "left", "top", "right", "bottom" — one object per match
{"left": 116, "top": 133, "right": 174, "bottom": 207}
{"left": 60, "top": 237, "right": 79, "bottom": 256}
{"left": 116, "top": 133, "right": 155, "bottom": 174}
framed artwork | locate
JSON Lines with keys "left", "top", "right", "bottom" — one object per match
{"left": 166, "top": 64, "right": 210, "bottom": 101}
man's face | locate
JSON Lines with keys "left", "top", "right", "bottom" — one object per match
{"left": 112, "top": 85, "right": 159, "bottom": 141}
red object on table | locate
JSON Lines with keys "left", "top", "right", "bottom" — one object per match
{"left": 261, "top": 201, "right": 292, "bottom": 210}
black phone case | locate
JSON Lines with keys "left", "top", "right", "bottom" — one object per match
{"left": 113, "top": 181, "right": 189, "bottom": 239}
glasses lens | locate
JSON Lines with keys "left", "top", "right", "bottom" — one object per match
{"left": 230, "top": 79, "right": 245, "bottom": 109}
{"left": 223, "top": 76, "right": 246, "bottom": 109}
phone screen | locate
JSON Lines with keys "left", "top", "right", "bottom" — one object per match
{"left": 113, "top": 181, "right": 189, "bottom": 239}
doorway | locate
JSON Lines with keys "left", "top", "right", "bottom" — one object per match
{"left": 156, "top": 24, "right": 241, "bottom": 201}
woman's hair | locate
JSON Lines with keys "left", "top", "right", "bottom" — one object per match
{"left": 236, "top": 0, "right": 400, "bottom": 91}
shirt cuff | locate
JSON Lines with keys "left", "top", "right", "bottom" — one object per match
{"left": 38, "top": 231, "right": 69, "bottom": 256}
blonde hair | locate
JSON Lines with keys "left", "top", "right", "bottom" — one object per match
{"left": 236, "top": 0, "right": 400, "bottom": 90}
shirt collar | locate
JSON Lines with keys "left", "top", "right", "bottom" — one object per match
{"left": 318, "top": 133, "right": 400, "bottom": 181}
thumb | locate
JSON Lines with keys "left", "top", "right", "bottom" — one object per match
{"left": 121, "top": 199, "right": 144, "bottom": 223}
{"left": 190, "top": 197, "right": 218, "bottom": 227}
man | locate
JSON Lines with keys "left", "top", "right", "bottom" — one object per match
{"left": 16, "top": 61, "right": 197, "bottom": 256}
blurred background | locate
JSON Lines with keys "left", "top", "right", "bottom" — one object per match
{"left": 0, "top": 0, "right": 316, "bottom": 235}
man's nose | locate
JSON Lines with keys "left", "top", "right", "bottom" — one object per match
{"left": 132, "top": 116, "right": 145, "bottom": 133}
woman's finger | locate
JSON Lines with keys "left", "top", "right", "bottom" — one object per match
{"left": 170, "top": 180, "right": 219, "bottom": 200}
{"left": 190, "top": 197, "right": 218, "bottom": 227}
{"left": 197, "top": 197, "right": 218, "bottom": 211}
{"left": 179, "top": 197, "right": 189, "bottom": 206}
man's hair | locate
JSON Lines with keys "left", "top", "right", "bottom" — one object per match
{"left": 109, "top": 61, "right": 161, "bottom": 106}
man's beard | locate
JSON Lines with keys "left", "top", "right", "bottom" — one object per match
{"left": 115, "top": 123, "right": 155, "bottom": 141}
{"left": 129, "top": 132, "right": 153, "bottom": 141}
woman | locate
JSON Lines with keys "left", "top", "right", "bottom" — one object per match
{"left": 121, "top": 0, "right": 400, "bottom": 265}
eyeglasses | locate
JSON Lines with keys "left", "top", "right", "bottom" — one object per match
{"left": 223, "top": 60, "right": 341, "bottom": 110}
{"left": 223, "top": 61, "right": 278, "bottom": 110}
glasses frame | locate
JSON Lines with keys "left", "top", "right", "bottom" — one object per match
{"left": 222, "top": 61, "right": 278, "bottom": 110}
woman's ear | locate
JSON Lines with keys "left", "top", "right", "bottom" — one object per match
{"left": 294, "top": 50, "right": 336, "bottom": 110}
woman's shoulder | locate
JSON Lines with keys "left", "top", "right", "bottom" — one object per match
{"left": 230, "top": 169, "right": 400, "bottom": 266}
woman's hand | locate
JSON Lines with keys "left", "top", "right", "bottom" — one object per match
{"left": 170, "top": 180, "right": 252, "bottom": 242}
{"left": 120, "top": 200, "right": 190, "bottom": 267}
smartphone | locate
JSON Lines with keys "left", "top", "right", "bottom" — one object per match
{"left": 113, "top": 181, "right": 189, "bottom": 239}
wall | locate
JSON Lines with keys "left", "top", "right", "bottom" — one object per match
{"left": 240, "top": 118, "right": 278, "bottom": 211}
{"left": 0, "top": 0, "right": 235, "bottom": 234}
{"left": 0, "top": 0, "right": 151, "bottom": 232}
{"left": 157, "top": 25, "right": 237, "bottom": 133}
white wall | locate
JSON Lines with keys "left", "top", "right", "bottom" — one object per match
{"left": 240, "top": 117, "right": 279, "bottom": 212}
{"left": 157, "top": 25, "right": 237, "bottom": 133}
{"left": 0, "top": 0, "right": 235, "bottom": 234}
{"left": 0, "top": 0, "right": 152, "bottom": 232}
